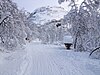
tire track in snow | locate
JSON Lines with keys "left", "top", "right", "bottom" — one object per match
{"left": 24, "top": 42, "right": 100, "bottom": 75}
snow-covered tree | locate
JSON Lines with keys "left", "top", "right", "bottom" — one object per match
{"left": 37, "top": 19, "right": 64, "bottom": 44}
{"left": 58, "top": 0, "right": 100, "bottom": 58}
{"left": 0, "top": 0, "right": 31, "bottom": 51}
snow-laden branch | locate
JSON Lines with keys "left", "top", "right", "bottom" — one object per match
{"left": 0, "top": 16, "right": 9, "bottom": 25}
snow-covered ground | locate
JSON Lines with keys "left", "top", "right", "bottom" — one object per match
{"left": 24, "top": 41, "right": 100, "bottom": 75}
{"left": 0, "top": 41, "right": 100, "bottom": 75}
{"left": 0, "top": 48, "right": 28, "bottom": 75}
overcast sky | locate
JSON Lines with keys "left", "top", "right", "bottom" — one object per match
{"left": 12, "top": 0, "right": 84, "bottom": 12}
{"left": 12, "top": 0, "right": 69, "bottom": 12}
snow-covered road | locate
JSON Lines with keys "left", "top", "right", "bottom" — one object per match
{"left": 24, "top": 42, "right": 100, "bottom": 75}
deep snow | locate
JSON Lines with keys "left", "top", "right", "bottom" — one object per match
{"left": 24, "top": 41, "right": 100, "bottom": 75}
{"left": 0, "top": 41, "right": 100, "bottom": 75}
{"left": 0, "top": 48, "right": 28, "bottom": 75}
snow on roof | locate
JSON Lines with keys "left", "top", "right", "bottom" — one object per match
{"left": 63, "top": 36, "right": 73, "bottom": 43}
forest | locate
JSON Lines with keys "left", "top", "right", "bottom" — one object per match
{"left": 0, "top": 0, "right": 100, "bottom": 75}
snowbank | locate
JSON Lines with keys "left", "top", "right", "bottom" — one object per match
{"left": 63, "top": 36, "right": 73, "bottom": 43}
{"left": 0, "top": 48, "right": 28, "bottom": 75}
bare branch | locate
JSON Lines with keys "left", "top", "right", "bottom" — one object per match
{"left": 89, "top": 47, "right": 100, "bottom": 56}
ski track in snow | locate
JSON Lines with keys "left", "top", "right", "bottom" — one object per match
{"left": 24, "top": 42, "right": 100, "bottom": 75}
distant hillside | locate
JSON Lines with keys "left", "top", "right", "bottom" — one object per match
{"left": 28, "top": 6, "right": 67, "bottom": 25}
